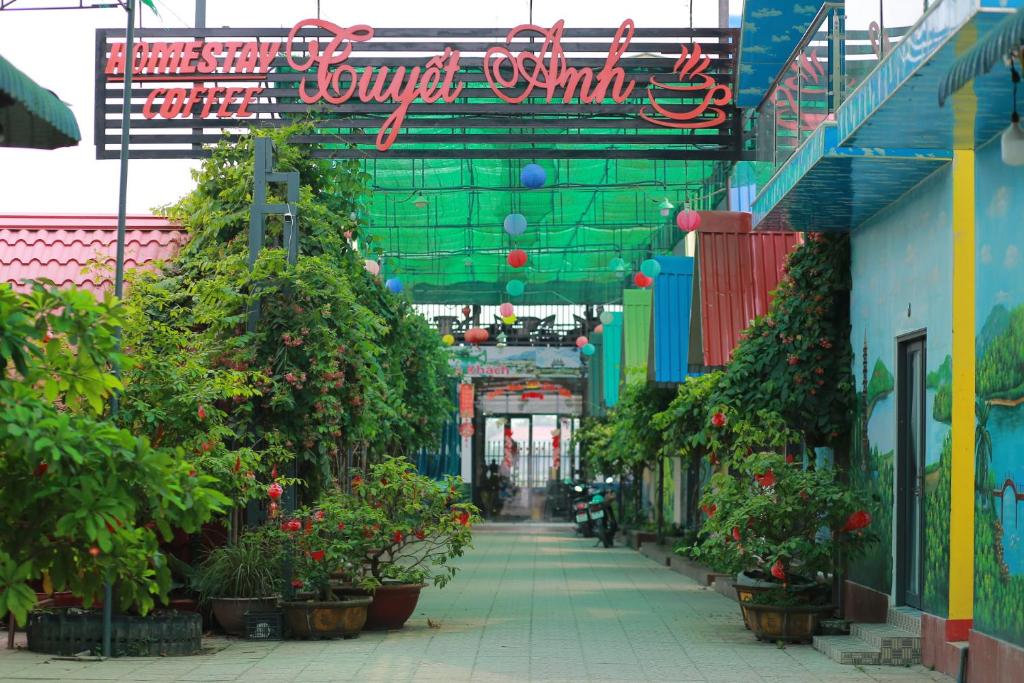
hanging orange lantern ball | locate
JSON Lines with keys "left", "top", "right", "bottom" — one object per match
{"left": 507, "top": 249, "right": 528, "bottom": 268}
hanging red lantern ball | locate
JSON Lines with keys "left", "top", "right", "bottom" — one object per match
{"left": 465, "top": 327, "right": 490, "bottom": 345}
{"left": 633, "top": 272, "right": 653, "bottom": 288}
{"left": 507, "top": 249, "right": 528, "bottom": 268}
{"left": 676, "top": 208, "right": 701, "bottom": 232}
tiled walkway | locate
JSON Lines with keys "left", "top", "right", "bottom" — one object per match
{"left": 0, "top": 527, "right": 952, "bottom": 682}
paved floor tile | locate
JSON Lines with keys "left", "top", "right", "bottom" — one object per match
{"left": 0, "top": 528, "right": 952, "bottom": 682}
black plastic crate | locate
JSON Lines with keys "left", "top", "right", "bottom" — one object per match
{"left": 245, "top": 609, "right": 284, "bottom": 641}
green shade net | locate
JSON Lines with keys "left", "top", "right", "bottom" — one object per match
{"left": 354, "top": 157, "right": 730, "bottom": 305}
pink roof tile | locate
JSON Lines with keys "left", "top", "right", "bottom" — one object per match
{"left": 0, "top": 214, "right": 188, "bottom": 295}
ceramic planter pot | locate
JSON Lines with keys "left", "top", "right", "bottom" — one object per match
{"left": 739, "top": 602, "right": 834, "bottom": 643}
{"left": 210, "top": 597, "right": 278, "bottom": 637}
{"left": 732, "top": 572, "right": 822, "bottom": 630}
{"left": 340, "top": 583, "right": 425, "bottom": 630}
{"left": 280, "top": 598, "right": 372, "bottom": 639}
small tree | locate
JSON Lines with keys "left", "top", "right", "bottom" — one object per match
{"left": 0, "top": 284, "right": 228, "bottom": 624}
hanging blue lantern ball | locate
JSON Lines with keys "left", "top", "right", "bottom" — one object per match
{"left": 505, "top": 279, "right": 526, "bottom": 297}
{"left": 503, "top": 213, "right": 528, "bottom": 237}
{"left": 640, "top": 259, "right": 662, "bottom": 279}
{"left": 520, "top": 163, "right": 547, "bottom": 189}
{"left": 581, "top": 343, "right": 596, "bottom": 356}
{"left": 385, "top": 278, "right": 403, "bottom": 294}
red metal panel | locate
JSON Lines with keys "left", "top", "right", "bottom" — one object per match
{"left": 0, "top": 214, "right": 188, "bottom": 294}
{"left": 697, "top": 211, "right": 801, "bottom": 367}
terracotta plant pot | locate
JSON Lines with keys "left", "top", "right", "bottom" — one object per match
{"left": 739, "top": 602, "right": 834, "bottom": 643}
{"left": 341, "top": 583, "right": 425, "bottom": 630}
{"left": 210, "top": 597, "right": 278, "bottom": 637}
{"left": 280, "top": 598, "right": 372, "bottom": 639}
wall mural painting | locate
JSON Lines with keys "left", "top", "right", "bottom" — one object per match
{"left": 847, "top": 167, "right": 952, "bottom": 611}
{"left": 973, "top": 142, "right": 1024, "bottom": 646}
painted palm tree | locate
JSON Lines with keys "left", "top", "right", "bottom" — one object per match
{"left": 976, "top": 398, "right": 993, "bottom": 509}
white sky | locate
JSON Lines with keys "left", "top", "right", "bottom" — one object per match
{"left": 0, "top": 0, "right": 740, "bottom": 214}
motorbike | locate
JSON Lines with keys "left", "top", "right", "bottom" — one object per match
{"left": 571, "top": 483, "right": 593, "bottom": 537}
{"left": 588, "top": 494, "right": 616, "bottom": 548}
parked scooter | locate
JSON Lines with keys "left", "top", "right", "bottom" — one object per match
{"left": 589, "top": 493, "right": 617, "bottom": 548}
{"left": 571, "top": 483, "right": 593, "bottom": 537}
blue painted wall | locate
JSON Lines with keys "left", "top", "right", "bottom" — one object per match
{"left": 848, "top": 164, "right": 953, "bottom": 615}
{"left": 973, "top": 138, "right": 1024, "bottom": 647}
{"left": 652, "top": 256, "right": 694, "bottom": 383}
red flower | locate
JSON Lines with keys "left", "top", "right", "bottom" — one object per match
{"left": 291, "top": 579, "right": 304, "bottom": 589}
{"left": 415, "top": 529, "right": 425, "bottom": 540}
{"left": 34, "top": 462, "right": 48, "bottom": 477}
{"left": 381, "top": 478, "right": 388, "bottom": 486}
{"left": 42, "top": 330, "right": 53, "bottom": 343}
{"left": 283, "top": 519, "right": 301, "bottom": 532}
{"left": 787, "top": 355, "right": 800, "bottom": 366}
{"left": 337, "top": 522, "right": 346, "bottom": 531}
{"left": 233, "top": 455, "right": 241, "bottom": 472}
{"left": 709, "top": 452, "right": 719, "bottom": 466}
{"left": 771, "top": 559, "right": 786, "bottom": 581}
{"left": 363, "top": 528, "right": 374, "bottom": 539}
{"left": 267, "top": 482, "right": 283, "bottom": 500}
{"left": 188, "top": 469, "right": 197, "bottom": 478}
{"left": 269, "top": 501, "right": 279, "bottom": 518}
{"left": 754, "top": 470, "right": 776, "bottom": 488}
{"left": 732, "top": 527, "right": 741, "bottom": 542}
{"left": 701, "top": 503, "right": 717, "bottom": 517}
{"left": 785, "top": 453, "right": 796, "bottom": 464}
{"left": 392, "top": 531, "right": 404, "bottom": 544}
{"left": 841, "top": 510, "right": 872, "bottom": 533}
{"left": 314, "top": 510, "right": 325, "bottom": 521}
{"left": 457, "top": 511, "right": 471, "bottom": 527}
{"left": 304, "top": 519, "right": 313, "bottom": 534}
{"left": 310, "top": 550, "right": 325, "bottom": 562}
{"left": 89, "top": 546, "right": 101, "bottom": 557}
{"left": 197, "top": 405, "right": 207, "bottom": 421}
{"left": 352, "top": 475, "right": 363, "bottom": 489}
{"left": 711, "top": 412, "right": 727, "bottom": 428}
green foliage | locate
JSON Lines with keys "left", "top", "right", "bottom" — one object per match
{"left": 848, "top": 391, "right": 894, "bottom": 593}
{"left": 978, "top": 303, "right": 1024, "bottom": 400}
{"left": 587, "top": 382, "right": 674, "bottom": 476}
{"left": 120, "top": 126, "right": 451, "bottom": 502}
{"left": 0, "top": 284, "right": 228, "bottom": 626}
{"left": 974, "top": 497, "right": 1024, "bottom": 644}
{"left": 696, "top": 452, "right": 876, "bottom": 583}
{"left": 193, "top": 531, "right": 282, "bottom": 601}
{"left": 652, "top": 372, "right": 722, "bottom": 459}
{"left": 279, "top": 456, "right": 479, "bottom": 598}
{"left": 923, "top": 432, "right": 951, "bottom": 616}
{"left": 927, "top": 355, "right": 953, "bottom": 424}
{"left": 866, "top": 359, "right": 895, "bottom": 407}
{"left": 710, "top": 234, "right": 855, "bottom": 446}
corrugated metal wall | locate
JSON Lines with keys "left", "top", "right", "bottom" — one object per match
{"left": 652, "top": 256, "right": 695, "bottom": 383}
{"left": 622, "top": 289, "right": 653, "bottom": 380}
{"left": 602, "top": 312, "right": 623, "bottom": 407}
{"left": 697, "top": 212, "right": 801, "bottom": 367}
{"left": 585, "top": 335, "right": 605, "bottom": 417}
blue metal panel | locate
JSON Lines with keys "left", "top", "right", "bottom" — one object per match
{"left": 652, "top": 256, "right": 694, "bottom": 384}
{"left": 602, "top": 312, "right": 623, "bottom": 408}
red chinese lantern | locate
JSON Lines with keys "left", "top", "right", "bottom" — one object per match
{"left": 465, "top": 327, "right": 489, "bottom": 345}
{"left": 633, "top": 272, "right": 653, "bottom": 288}
{"left": 676, "top": 207, "right": 701, "bottom": 232}
{"left": 507, "top": 249, "right": 528, "bottom": 268}
{"left": 575, "top": 335, "right": 588, "bottom": 349}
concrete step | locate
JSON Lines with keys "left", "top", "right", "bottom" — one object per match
{"left": 887, "top": 606, "right": 923, "bottom": 635}
{"left": 638, "top": 543, "right": 673, "bottom": 567}
{"left": 813, "top": 635, "right": 881, "bottom": 666}
{"left": 850, "top": 623, "right": 921, "bottom": 666}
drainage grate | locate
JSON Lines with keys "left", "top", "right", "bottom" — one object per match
{"left": 245, "top": 609, "right": 283, "bottom": 641}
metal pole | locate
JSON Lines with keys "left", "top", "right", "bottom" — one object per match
{"left": 194, "top": 0, "right": 205, "bottom": 27}
{"left": 106, "top": 0, "right": 135, "bottom": 660}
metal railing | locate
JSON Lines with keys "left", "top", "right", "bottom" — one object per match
{"left": 752, "top": 0, "right": 926, "bottom": 171}
{"left": 415, "top": 303, "right": 622, "bottom": 347}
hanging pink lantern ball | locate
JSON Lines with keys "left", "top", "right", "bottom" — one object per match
{"left": 575, "top": 335, "right": 589, "bottom": 349}
{"left": 634, "top": 272, "right": 653, "bottom": 288}
{"left": 676, "top": 208, "right": 701, "bottom": 232}
{"left": 364, "top": 259, "right": 381, "bottom": 276}
{"left": 499, "top": 302, "right": 514, "bottom": 317}
{"left": 507, "top": 249, "right": 528, "bottom": 268}
{"left": 594, "top": 324, "right": 604, "bottom": 335}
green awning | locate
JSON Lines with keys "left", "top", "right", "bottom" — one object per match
{"left": 939, "top": 9, "right": 1024, "bottom": 106}
{"left": 0, "top": 54, "right": 81, "bottom": 150}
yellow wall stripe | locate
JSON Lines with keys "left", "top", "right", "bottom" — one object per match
{"left": 949, "top": 148, "right": 975, "bottom": 622}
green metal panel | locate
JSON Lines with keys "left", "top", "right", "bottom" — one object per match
{"left": 0, "top": 54, "right": 80, "bottom": 149}
{"left": 602, "top": 312, "right": 623, "bottom": 408}
{"left": 585, "top": 336, "right": 605, "bottom": 417}
{"left": 623, "top": 289, "right": 652, "bottom": 380}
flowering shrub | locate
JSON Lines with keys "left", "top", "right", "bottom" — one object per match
{"left": 694, "top": 451, "right": 875, "bottom": 586}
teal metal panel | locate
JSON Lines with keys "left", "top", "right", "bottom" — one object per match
{"left": 652, "top": 256, "right": 694, "bottom": 383}
{"left": 602, "top": 312, "right": 623, "bottom": 408}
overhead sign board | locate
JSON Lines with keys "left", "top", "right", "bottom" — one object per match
{"left": 448, "top": 345, "right": 582, "bottom": 379}
{"left": 95, "top": 19, "right": 743, "bottom": 160}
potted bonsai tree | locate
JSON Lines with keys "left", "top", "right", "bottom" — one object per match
{"left": 193, "top": 530, "right": 281, "bottom": 637}
{"left": 697, "top": 450, "right": 874, "bottom": 642}
{"left": 275, "top": 499, "right": 373, "bottom": 639}
{"left": 334, "top": 456, "right": 479, "bottom": 630}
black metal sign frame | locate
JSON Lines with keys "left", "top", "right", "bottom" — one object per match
{"left": 95, "top": 20, "right": 745, "bottom": 160}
